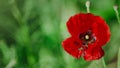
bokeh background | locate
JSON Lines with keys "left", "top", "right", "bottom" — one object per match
{"left": 0, "top": 0, "right": 120, "bottom": 68}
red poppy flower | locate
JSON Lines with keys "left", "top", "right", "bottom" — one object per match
{"left": 62, "top": 13, "right": 110, "bottom": 61}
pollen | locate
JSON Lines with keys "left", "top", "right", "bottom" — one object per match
{"left": 85, "top": 34, "right": 89, "bottom": 40}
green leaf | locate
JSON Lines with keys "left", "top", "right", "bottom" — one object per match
{"left": 0, "top": 40, "right": 11, "bottom": 63}
{"left": 10, "top": 0, "right": 24, "bottom": 26}
{"left": 15, "top": 25, "right": 30, "bottom": 46}
{"left": 23, "top": 0, "right": 35, "bottom": 22}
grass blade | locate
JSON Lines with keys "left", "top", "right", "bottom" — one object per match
{"left": 118, "top": 47, "right": 120, "bottom": 68}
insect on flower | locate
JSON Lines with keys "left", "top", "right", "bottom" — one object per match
{"left": 62, "top": 13, "right": 110, "bottom": 61}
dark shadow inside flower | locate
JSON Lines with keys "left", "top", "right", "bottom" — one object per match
{"left": 79, "top": 30, "right": 96, "bottom": 46}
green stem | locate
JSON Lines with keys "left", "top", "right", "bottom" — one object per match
{"left": 102, "top": 57, "right": 107, "bottom": 68}
{"left": 94, "top": 61, "right": 100, "bottom": 68}
{"left": 85, "top": 1, "right": 90, "bottom": 13}
{"left": 118, "top": 47, "right": 120, "bottom": 68}
{"left": 113, "top": 6, "right": 120, "bottom": 24}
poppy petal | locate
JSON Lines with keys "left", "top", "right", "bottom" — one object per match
{"left": 83, "top": 47, "right": 104, "bottom": 61}
{"left": 67, "top": 13, "right": 95, "bottom": 37}
{"left": 62, "top": 37, "right": 83, "bottom": 58}
{"left": 95, "top": 16, "right": 110, "bottom": 46}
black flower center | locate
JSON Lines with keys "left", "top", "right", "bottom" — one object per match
{"left": 79, "top": 30, "right": 96, "bottom": 45}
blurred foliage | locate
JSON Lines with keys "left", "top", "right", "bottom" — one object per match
{"left": 0, "top": 0, "right": 120, "bottom": 68}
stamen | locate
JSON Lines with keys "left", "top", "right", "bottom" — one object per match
{"left": 79, "top": 30, "right": 96, "bottom": 45}
{"left": 85, "top": 34, "right": 89, "bottom": 40}
{"left": 78, "top": 47, "right": 83, "bottom": 51}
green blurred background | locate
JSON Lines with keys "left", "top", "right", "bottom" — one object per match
{"left": 0, "top": 0, "right": 120, "bottom": 68}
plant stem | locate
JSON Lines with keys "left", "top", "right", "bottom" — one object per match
{"left": 85, "top": 0, "right": 90, "bottom": 13}
{"left": 118, "top": 47, "right": 120, "bottom": 68}
{"left": 102, "top": 57, "right": 107, "bottom": 68}
{"left": 113, "top": 6, "right": 120, "bottom": 24}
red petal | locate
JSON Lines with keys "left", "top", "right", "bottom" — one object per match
{"left": 67, "top": 13, "right": 95, "bottom": 37}
{"left": 94, "top": 16, "right": 110, "bottom": 46}
{"left": 62, "top": 37, "right": 83, "bottom": 58}
{"left": 83, "top": 47, "right": 104, "bottom": 61}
